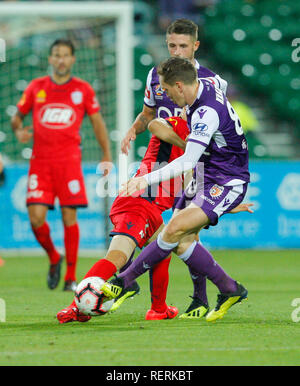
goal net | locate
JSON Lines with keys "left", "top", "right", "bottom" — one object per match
{"left": 0, "top": 2, "right": 134, "bottom": 252}
{"left": 0, "top": 1, "right": 134, "bottom": 163}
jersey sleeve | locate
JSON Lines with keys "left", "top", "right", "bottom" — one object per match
{"left": 188, "top": 105, "right": 220, "bottom": 148}
{"left": 16, "top": 81, "right": 35, "bottom": 115}
{"left": 84, "top": 83, "right": 101, "bottom": 115}
{"left": 143, "top": 68, "right": 156, "bottom": 108}
{"left": 200, "top": 75, "right": 228, "bottom": 95}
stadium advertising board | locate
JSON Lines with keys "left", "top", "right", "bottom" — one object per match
{"left": 0, "top": 161, "right": 300, "bottom": 250}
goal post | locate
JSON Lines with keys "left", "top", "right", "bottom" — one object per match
{"left": 0, "top": 1, "right": 134, "bottom": 163}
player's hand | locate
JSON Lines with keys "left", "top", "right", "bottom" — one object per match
{"left": 15, "top": 125, "right": 33, "bottom": 143}
{"left": 119, "top": 176, "right": 148, "bottom": 197}
{"left": 230, "top": 203, "right": 254, "bottom": 214}
{"left": 98, "top": 158, "right": 113, "bottom": 177}
{"left": 121, "top": 128, "right": 136, "bottom": 155}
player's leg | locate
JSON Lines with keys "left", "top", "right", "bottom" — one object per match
{"left": 175, "top": 183, "right": 249, "bottom": 321}
{"left": 56, "top": 234, "right": 136, "bottom": 323}
{"left": 144, "top": 224, "right": 178, "bottom": 320}
{"left": 27, "top": 159, "right": 62, "bottom": 289}
{"left": 176, "top": 233, "right": 209, "bottom": 319}
{"left": 61, "top": 206, "right": 79, "bottom": 291}
{"left": 102, "top": 204, "right": 237, "bottom": 298}
{"left": 54, "top": 157, "right": 88, "bottom": 291}
{"left": 28, "top": 204, "right": 63, "bottom": 290}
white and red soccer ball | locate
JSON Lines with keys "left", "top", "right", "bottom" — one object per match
{"left": 75, "top": 277, "right": 114, "bottom": 316}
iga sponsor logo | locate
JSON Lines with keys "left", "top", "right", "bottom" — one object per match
{"left": 39, "top": 103, "right": 76, "bottom": 129}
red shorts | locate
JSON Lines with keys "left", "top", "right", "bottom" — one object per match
{"left": 26, "top": 157, "right": 88, "bottom": 209}
{"left": 109, "top": 196, "right": 164, "bottom": 248}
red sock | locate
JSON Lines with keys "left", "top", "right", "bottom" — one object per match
{"left": 32, "top": 222, "right": 60, "bottom": 265}
{"left": 64, "top": 223, "right": 79, "bottom": 282}
{"left": 84, "top": 259, "right": 117, "bottom": 281}
{"left": 69, "top": 259, "right": 117, "bottom": 309}
{"left": 150, "top": 256, "right": 171, "bottom": 313}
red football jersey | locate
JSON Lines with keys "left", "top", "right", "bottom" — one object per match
{"left": 111, "top": 117, "right": 189, "bottom": 215}
{"left": 17, "top": 76, "right": 100, "bottom": 160}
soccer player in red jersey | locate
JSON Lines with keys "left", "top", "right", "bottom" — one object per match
{"left": 11, "top": 39, "right": 112, "bottom": 291}
{"left": 57, "top": 116, "right": 188, "bottom": 322}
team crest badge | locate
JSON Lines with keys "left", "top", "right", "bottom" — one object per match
{"left": 71, "top": 91, "right": 83, "bottom": 105}
{"left": 36, "top": 90, "right": 46, "bottom": 103}
{"left": 68, "top": 180, "right": 80, "bottom": 195}
{"left": 209, "top": 184, "right": 224, "bottom": 199}
{"left": 154, "top": 84, "right": 164, "bottom": 96}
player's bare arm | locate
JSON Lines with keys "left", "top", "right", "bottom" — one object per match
{"left": 148, "top": 118, "right": 186, "bottom": 150}
{"left": 120, "top": 176, "right": 148, "bottom": 197}
{"left": 89, "top": 112, "right": 112, "bottom": 175}
{"left": 121, "top": 105, "right": 156, "bottom": 155}
{"left": 11, "top": 110, "right": 33, "bottom": 143}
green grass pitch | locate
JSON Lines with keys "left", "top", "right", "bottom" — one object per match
{"left": 0, "top": 250, "right": 300, "bottom": 366}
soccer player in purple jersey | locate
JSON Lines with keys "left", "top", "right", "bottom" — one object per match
{"left": 121, "top": 18, "right": 227, "bottom": 155}
{"left": 120, "top": 18, "right": 229, "bottom": 319}
{"left": 102, "top": 57, "right": 250, "bottom": 322}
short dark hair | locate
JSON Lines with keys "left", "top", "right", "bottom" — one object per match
{"left": 49, "top": 39, "right": 75, "bottom": 55}
{"left": 157, "top": 57, "right": 197, "bottom": 86}
{"left": 166, "top": 18, "right": 198, "bottom": 41}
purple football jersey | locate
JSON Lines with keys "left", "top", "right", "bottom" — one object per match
{"left": 187, "top": 79, "right": 250, "bottom": 185}
{"left": 144, "top": 60, "right": 227, "bottom": 119}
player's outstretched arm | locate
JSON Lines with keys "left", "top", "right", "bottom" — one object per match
{"left": 11, "top": 111, "right": 33, "bottom": 143}
{"left": 121, "top": 105, "right": 156, "bottom": 155}
{"left": 229, "top": 203, "right": 254, "bottom": 214}
{"left": 148, "top": 118, "right": 186, "bottom": 150}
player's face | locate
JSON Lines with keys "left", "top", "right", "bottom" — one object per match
{"left": 49, "top": 45, "right": 75, "bottom": 77}
{"left": 159, "top": 76, "right": 186, "bottom": 108}
{"left": 166, "top": 33, "right": 199, "bottom": 62}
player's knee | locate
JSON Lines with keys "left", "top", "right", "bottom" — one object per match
{"left": 61, "top": 208, "right": 77, "bottom": 226}
{"left": 29, "top": 214, "right": 45, "bottom": 229}
{"left": 176, "top": 242, "right": 189, "bottom": 256}
{"left": 163, "top": 219, "right": 185, "bottom": 241}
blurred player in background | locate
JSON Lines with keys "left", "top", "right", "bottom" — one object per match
{"left": 11, "top": 39, "right": 112, "bottom": 291}
{"left": 57, "top": 116, "right": 252, "bottom": 323}
{"left": 121, "top": 18, "right": 228, "bottom": 319}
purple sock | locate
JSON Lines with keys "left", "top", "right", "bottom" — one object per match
{"left": 185, "top": 243, "right": 237, "bottom": 294}
{"left": 188, "top": 267, "right": 208, "bottom": 305}
{"left": 118, "top": 239, "right": 172, "bottom": 288}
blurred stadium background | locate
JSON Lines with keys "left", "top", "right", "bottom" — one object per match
{"left": 0, "top": 0, "right": 300, "bottom": 254}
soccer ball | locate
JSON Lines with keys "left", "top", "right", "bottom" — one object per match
{"left": 74, "top": 277, "right": 114, "bottom": 316}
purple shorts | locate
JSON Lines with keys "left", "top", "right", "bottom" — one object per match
{"left": 175, "top": 181, "right": 248, "bottom": 226}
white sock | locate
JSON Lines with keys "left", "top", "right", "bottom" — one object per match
{"left": 157, "top": 233, "right": 179, "bottom": 251}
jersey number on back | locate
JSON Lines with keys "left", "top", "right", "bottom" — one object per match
{"left": 227, "top": 101, "right": 243, "bottom": 135}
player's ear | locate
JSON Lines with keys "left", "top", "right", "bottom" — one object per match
{"left": 175, "top": 81, "right": 183, "bottom": 93}
{"left": 194, "top": 40, "right": 200, "bottom": 52}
